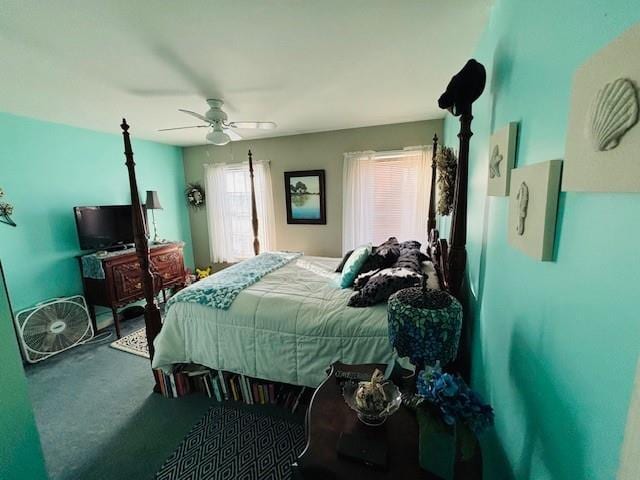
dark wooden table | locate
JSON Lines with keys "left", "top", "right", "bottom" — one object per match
{"left": 293, "top": 362, "right": 428, "bottom": 479}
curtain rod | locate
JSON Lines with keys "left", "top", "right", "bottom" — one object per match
{"left": 203, "top": 159, "right": 270, "bottom": 167}
{"left": 344, "top": 145, "right": 430, "bottom": 158}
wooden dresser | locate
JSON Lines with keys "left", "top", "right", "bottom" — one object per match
{"left": 79, "top": 242, "right": 186, "bottom": 338}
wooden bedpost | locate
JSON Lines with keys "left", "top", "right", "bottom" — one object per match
{"left": 427, "top": 133, "right": 438, "bottom": 233}
{"left": 437, "top": 59, "right": 486, "bottom": 298}
{"left": 121, "top": 119, "right": 162, "bottom": 387}
{"left": 248, "top": 149, "right": 260, "bottom": 256}
{"left": 447, "top": 108, "right": 471, "bottom": 297}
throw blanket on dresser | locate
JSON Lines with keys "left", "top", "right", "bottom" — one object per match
{"left": 167, "top": 251, "right": 302, "bottom": 310}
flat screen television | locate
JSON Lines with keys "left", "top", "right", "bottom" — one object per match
{"left": 74, "top": 205, "right": 147, "bottom": 251}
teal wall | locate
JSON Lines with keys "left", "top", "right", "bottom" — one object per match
{"left": 442, "top": 2, "right": 640, "bottom": 479}
{"left": 0, "top": 112, "right": 194, "bottom": 311}
{"left": 0, "top": 262, "right": 47, "bottom": 480}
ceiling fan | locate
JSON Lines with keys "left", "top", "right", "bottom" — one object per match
{"left": 159, "top": 99, "right": 277, "bottom": 145}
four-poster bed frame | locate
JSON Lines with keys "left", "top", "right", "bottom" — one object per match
{"left": 121, "top": 61, "right": 481, "bottom": 389}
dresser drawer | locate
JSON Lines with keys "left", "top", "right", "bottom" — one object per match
{"left": 151, "top": 249, "right": 185, "bottom": 286}
{"left": 110, "top": 261, "right": 144, "bottom": 302}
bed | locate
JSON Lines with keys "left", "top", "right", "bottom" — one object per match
{"left": 152, "top": 256, "right": 440, "bottom": 387}
{"left": 119, "top": 59, "right": 484, "bottom": 389}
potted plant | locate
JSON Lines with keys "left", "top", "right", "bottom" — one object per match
{"left": 414, "top": 365, "right": 494, "bottom": 479}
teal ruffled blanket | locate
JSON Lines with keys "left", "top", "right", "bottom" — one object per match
{"left": 167, "top": 252, "right": 302, "bottom": 310}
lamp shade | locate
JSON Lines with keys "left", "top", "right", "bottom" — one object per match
{"left": 206, "top": 129, "right": 231, "bottom": 146}
{"left": 145, "top": 191, "right": 163, "bottom": 210}
{"left": 388, "top": 285, "right": 462, "bottom": 368}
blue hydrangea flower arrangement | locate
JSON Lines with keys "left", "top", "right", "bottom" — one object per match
{"left": 416, "top": 365, "right": 494, "bottom": 434}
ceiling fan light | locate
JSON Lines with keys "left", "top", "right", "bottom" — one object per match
{"left": 206, "top": 130, "right": 231, "bottom": 146}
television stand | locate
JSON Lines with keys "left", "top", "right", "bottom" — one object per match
{"left": 78, "top": 242, "right": 186, "bottom": 338}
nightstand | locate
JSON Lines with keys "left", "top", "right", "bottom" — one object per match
{"left": 292, "top": 362, "right": 482, "bottom": 480}
{"left": 292, "top": 362, "right": 425, "bottom": 479}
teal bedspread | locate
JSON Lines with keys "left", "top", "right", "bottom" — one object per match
{"left": 167, "top": 251, "right": 302, "bottom": 310}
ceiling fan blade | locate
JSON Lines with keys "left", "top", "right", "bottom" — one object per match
{"left": 178, "top": 109, "right": 211, "bottom": 123}
{"left": 158, "top": 125, "right": 210, "bottom": 132}
{"left": 224, "top": 129, "right": 243, "bottom": 141}
{"left": 227, "top": 121, "right": 277, "bottom": 130}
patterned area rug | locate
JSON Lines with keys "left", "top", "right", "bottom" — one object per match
{"left": 109, "top": 327, "right": 149, "bottom": 359}
{"left": 156, "top": 406, "right": 305, "bottom": 480}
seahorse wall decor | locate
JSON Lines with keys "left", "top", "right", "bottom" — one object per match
{"left": 489, "top": 145, "right": 503, "bottom": 178}
{"left": 516, "top": 181, "right": 529, "bottom": 235}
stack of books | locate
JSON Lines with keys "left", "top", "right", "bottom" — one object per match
{"left": 154, "top": 365, "right": 308, "bottom": 413}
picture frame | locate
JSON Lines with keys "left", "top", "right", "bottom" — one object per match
{"left": 284, "top": 170, "right": 326, "bottom": 225}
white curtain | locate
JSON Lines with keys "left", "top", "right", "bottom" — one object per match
{"left": 253, "top": 161, "right": 277, "bottom": 254}
{"left": 342, "top": 146, "right": 431, "bottom": 253}
{"left": 204, "top": 160, "right": 276, "bottom": 263}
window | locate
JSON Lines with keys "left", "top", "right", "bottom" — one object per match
{"left": 342, "top": 147, "right": 431, "bottom": 252}
{"left": 205, "top": 161, "right": 276, "bottom": 263}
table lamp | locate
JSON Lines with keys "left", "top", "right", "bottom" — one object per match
{"left": 387, "top": 277, "right": 462, "bottom": 370}
{"left": 145, "top": 190, "right": 163, "bottom": 243}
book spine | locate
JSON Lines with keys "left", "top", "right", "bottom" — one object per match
{"left": 169, "top": 373, "right": 177, "bottom": 398}
{"left": 175, "top": 374, "right": 183, "bottom": 397}
{"left": 259, "top": 385, "right": 267, "bottom": 404}
{"left": 169, "top": 373, "right": 178, "bottom": 398}
{"left": 239, "top": 375, "right": 248, "bottom": 404}
{"left": 230, "top": 377, "right": 239, "bottom": 401}
{"left": 292, "top": 387, "right": 306, "bottom": 413}
{"left": 268, "top": 384, "right": 275, "bottom": 404}
{"left": 211, "top": 373, "right": 222, "bottom": 402}
{"left": 236, "top": 376, "right": 243, "bottom": 402}
{"left": 203, "top": 375, "right": 212, "bottom": 398}
{"left": 252, "top": 382, "right": 260, "bottom": 404}
{"left": 241, "top": 376, "right": 252, "bottom": 405}
{"left": 275, "top": 385, "right": 284, "bottom": 405}
{"left": 219, "top": 372, "right": 229, "bottom": 400}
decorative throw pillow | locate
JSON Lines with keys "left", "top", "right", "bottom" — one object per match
{"left": 335, "top": 249, "right": 354, "bottom": 273}
{"left": 353, "top": 268, "right": 380, "bottom": 291}
{"left": 357, "top": 237, "right": 401, "bottom": 275}
{"left": 348, "top": 267, "right": 422, "bottom": 307}
{"left": 339, "top": 244, "right": 372, "bottom": 288}
{"left": 399, "top": 240, "right": 422, "bottom": 250}
{"left": 393, "top": 247, "right": 427, "bottom": 274}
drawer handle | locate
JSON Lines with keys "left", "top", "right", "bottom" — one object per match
{"left": 135, "top": 282, "right": 142, "bottom": 289}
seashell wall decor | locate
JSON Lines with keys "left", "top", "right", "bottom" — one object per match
{"left": 586, "top": 77, "right": 639, "bottom": 151}
{"left": 564, "top": 22, "right": 640, "bottom": 192}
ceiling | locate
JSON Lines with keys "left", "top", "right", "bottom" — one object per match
{"left": 0, "top": 1, "right": 492, "bottom": 146}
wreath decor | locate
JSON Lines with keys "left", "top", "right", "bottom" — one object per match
{"left": 435, "top": 146, "right": 458, "bottom": 217}
{"left": 0, "top": 187, "right": 16, "bottom": 227}
{"left": 185, "top": 183, "right": 206, "bottom": 209}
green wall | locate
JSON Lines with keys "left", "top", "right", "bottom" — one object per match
{"left": 0, "top": 262, "right": 47, "bottom": 480}
{"left": 0, "top": 112, "right": 194, "bottom": 311}
{"left": 442, "top": 2, "right": 640, "bottom": 478}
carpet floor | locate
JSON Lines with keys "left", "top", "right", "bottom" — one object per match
{"left": 24, "top": 316, "right": 304, "bottom": 480}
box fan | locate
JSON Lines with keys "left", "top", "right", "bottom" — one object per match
{"left": 15, "top": 295, "right": 94, "bottom": 363}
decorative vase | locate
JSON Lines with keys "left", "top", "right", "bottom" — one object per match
{"left": 388, "top": 282, "right": 463, "bottom": 369}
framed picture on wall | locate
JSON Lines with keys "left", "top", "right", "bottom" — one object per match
{"left": 284, "top": 170, "right": 326, "bottom": 224}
